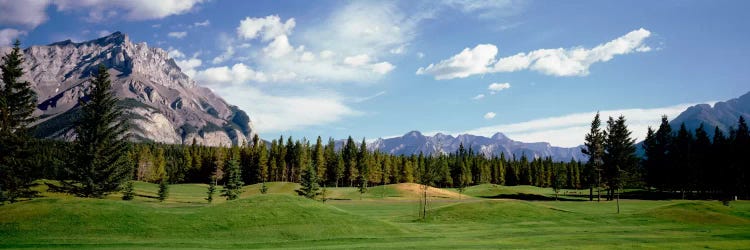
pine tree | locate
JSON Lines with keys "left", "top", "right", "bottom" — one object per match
{"left": 122, "top": 181, "right": 135, "bottom": 201}
{"left": 654, "top": 116, "right": 673, "bottom": 191}
{"left": 298, "top": 161, "right": 321, "bottom": 199}
{"left": 0, "top": 40, "right": 38, "bottom": 202}
{"left": 731, "top": 116, "right": 749, "bottom": 199}
{"left": 603, "top": 115, "right": 637, "bottom": 210}
{"left": 222, "top": 149, "right": 244, "bottom": 200}
{"left": 158, "top": 177, "right": 169, "bottom": 202}
{"left": 313, "top": 136, "right": 326, "bottom": 182}
{"left": 582, "top": 112, "right": 605, "bottom": 201}
{"left": 672, "top": 123, "right": 694, "bottom": 198}
{"left": 64, "top": 64, "right": 131, "bottom": 198}
{"left": 206, "top": 176, "right": 216, "bottom": 203}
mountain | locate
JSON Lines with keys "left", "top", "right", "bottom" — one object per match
{"left": 0, "top": 32, "right": 256, "bottom": 146}
{"left": 670, "top": 91, "right": 750, "bottom": 136}
{"left": 366, "top": 131, "right": 586, "bottom": 162}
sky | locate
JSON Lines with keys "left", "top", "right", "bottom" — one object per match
{"left": 1, "top": 0, "right": 748, "bottom": 147}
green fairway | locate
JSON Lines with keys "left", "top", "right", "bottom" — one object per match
{"left": 1, "top": 182, "right": 749, "bottom": 249}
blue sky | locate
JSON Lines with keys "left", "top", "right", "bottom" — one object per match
{"left": 1, "top": 0, "right": 748, "bottom": 147}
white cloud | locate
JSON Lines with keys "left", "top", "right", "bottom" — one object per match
{"left": 168, "top": 31, "right": 187, "bottom": 39}
{"left": 192, "top": 19, "right": 210, "bottom": 27}
{"left": 172, "top": 50, "right": 202, "bottom": 77}
{"left": 167, "top": 47, "right": 185, "bottom": 59}
{"left": 371, "top": 62, "right": 395, "bottom": 74}
{"left": 416, "top": 44, "right": 498, "bottom": 80}
{"left": 211, "top": 46, "right": 235, "bottom": 64}
{"left": 193, "top": 63, "right": 267, "bottom": 84}
{"left": 217, "top": 12, "right": 398, "bottom": 83}
{"left": 418, "top": 28, "right": 653, "bottom": 79}
{"left": 237, "top": 15, "right": 295, "bottom": 41}
{"left": 460, "top": 102, "right": 707, "bottom": 147}
{"left": 472, "top": 94, "right": 485, "bottom": 100}
{"left": 484, "top": 112, "right": 496, "bottom": 120}
{"left": 488, "top": 82, "right": 510, "bottom": 94}
{"left": 0, "top": 0, "right": 49, "bottom": 28}
{"left": 440, "top": 0, "right": 524, "bottom": 18}
{"left": 262, "top": 35, "right": 294, "bottom": 58}
{"left": 353, "top": 91, "right": 387, "bottom": 103}
{"left": 205, "top": 84, "right": 360, "bottom": 133}
{"left": 0, "top": 28, "right": 26, "bottom": 46}
{"left": 417, "top": 52, "right": 425, "bottom": 59}
{"left": 53, "top": 0, "right": 206, "bottom": 21}
{"left": 97, "top": 30, "right": 111, "bottom": 37}
{"left": 344, "top": 54, "right": 371, "bottom": 67}
{"left": 303, "top": 1, "right": 416, "bottom": 57}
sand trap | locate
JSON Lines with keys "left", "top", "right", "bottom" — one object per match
{"left": 390, "top": 183, "right": 462, "bottom": 199}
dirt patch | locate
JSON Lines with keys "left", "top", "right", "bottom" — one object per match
{"left": 390, "top": 183, "right": 462, "bottom": 199}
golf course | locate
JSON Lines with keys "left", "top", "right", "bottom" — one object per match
{"left": 1, "top": 181, "right": 748, "bottom": 249}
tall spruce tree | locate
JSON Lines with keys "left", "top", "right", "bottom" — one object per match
{"left": 0, "top": 40, "right": 38, "bottom": 203}
{"left": 158, "top": 175, "right": 169, "bottom": 202}
{"left": 298, "top": 161, "right": 321, "bottom": 199}
{"left": 654, "top": 116, "right": 673, "bottom": 191}
{"left": 582, "top": 112, "right": 605, "bottom": 201}
{"left": 64, "top": 64, "right": 130, "bottom": 198}
{"left": 222, "top": 149, "right": 244, "bottom": 200}
{"left": 672, "top": 123, "right": 694, "bottom": 198}
{"left": 603, "top": 115, "right": 637, "bottom": 205}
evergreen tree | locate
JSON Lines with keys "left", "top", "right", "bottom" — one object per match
{"left": 551, "top": 163, "right": 567, "bottom": 200}
{"left": 731, "top": 116, "right": 749, "bottom": 199}
{"left": 222, "top": 149, "right": 244, "bottom": 200}
{"left": 0, "top": 40, "right": 38, "bottom": 202}
{"left": 603, "top": 115, "right": 637, "bottom": 205}
{"left": 654, "top": 116, "right": 673, "bottom": 191}
{"left": 158, "top": 176, "right": 169, "bottom": 202}
{"left": 298, "top": 161, "right": 321, "bottom": 199}
{"left": 672, "top": 123, "right": 694, "bottom": 198}
{"left": 257, "top": 142, "right": 269, "bottom": 184}
{"left": 693, "top": 124, "right": 711, "bottom": 194}
{"left": 64, "top": 64, "right": 131, "bottom": 198}
{"left": 121, "top": 181, "right": 135, "bottom": 201}
{"left": 206, "top": 176, "right": 216, "bottom": 203}
{"left": 582, "top": 112, "right": 605, "bottom": 201}
{"left": 343, "top": 136, "right": 358, "bottom": 186}
{"left": 313, "top": 136, "right": 326, "bottom": 182}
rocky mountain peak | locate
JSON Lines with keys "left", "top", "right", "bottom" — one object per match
{"left": 5, "top": 32, "right": 256, "bottom": 146}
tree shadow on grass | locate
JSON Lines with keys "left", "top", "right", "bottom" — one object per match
{"left": 480, "top": 193, "right": 584, "bottom": 201}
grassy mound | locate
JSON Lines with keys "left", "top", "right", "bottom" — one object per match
{"left": 642, "top": 201, "right": 750, "bottom": 225}
{"left": 427, "top": 199, "right": 565, "bottom": 223}
{"left": 0, "top": 194, "right": 404, "bottom": 248}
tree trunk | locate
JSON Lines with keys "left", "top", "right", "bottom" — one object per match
{"left": 616, "top": 191, "right": 620, "bottom": 214}
{"left": 589, "top": 187, "right": 593, "bottom": 201}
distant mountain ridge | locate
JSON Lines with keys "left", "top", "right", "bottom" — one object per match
{"left": 670, "top": 91, "right": 750, "bottom": 135}
{"left": 362, "top": 131, "right": 586, "bottom": 162}
{"left": 0, "top": 32, "right": 256, "bottom": 146}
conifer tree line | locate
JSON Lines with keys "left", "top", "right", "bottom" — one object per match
{"left": 70, "top": 134, "right": 588, "bottom": 191}
{"left": 642, "top": 115, "right": 750, "bottom": 199}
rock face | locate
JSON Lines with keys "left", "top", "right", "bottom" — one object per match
{"left": 366, "top": 131, "right": 586, "bottom": 162}
{"left": 670, "top": 91, "right": 750, "bottom": 137}
{"left": 1, "top": 32, "right": 256, "bottom": 146}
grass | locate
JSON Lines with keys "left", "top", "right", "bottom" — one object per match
{"left": 1, "top": 181, "right": 749, "bottom": 249}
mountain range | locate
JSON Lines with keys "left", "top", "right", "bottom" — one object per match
{"left": 670, "top": 91, "right": 750, "bottom": 136}
{"left": 0, "top": 32, "right": 255, "bottom": 146}
{"left": 366, "top": 131, "right": 587, "bottom": 162}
